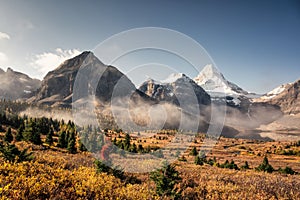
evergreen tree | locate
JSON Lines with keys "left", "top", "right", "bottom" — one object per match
{"left": 124, "top": 133, "right": 131, "bottom": 150}
{"left": 4, "top": 127, "right": 13, "bottom": 143}
{"left": 78, "top": 139, "right": 87, "bottom": 151}
{"left": 94, "top": 159, "right": 124, "bottom": 180}
{"left": 67, "top": 130, "right": 76, "bottom": 153}
{"left": 130, "top": 143, "right": 137, "bottom": 153}
{"left": 256, "top": 156, "right": 274, "bottom": 173}
{"left": 190, "top": 146, "right": 198, "bottom": 156}
{"left": 150, "top": 161, "right": 181, "bottom": 197}
{"left": 58, "top": 131, "right": 67, "bottom": 148}
{"left": 32, "top": 130, "right": 42, "bottom": 145}
{"left": 194, "top": 156, "right": 204, "bottom": 165}
{"left": 16, "top": 123, "right": 24, "bottom": 141}
{"left": 78, "top": 130, "right": 88, "bottom": 151}
{"left": 137, "top": 144, "right": 144, "bottom": 153}
{"left": 113, "top": 137, "right": 117, "bottom": 145}
{"left": 279, "top": 166, "right": 296, "bottom": 175}
{"left": 241, "top": 161, "right": 250, "bottom": 169}
{"left": 0, "top": 142, "right": 33, "bottom": 162}
{"left": 45, "top": 128, "right": 54, "bottom": 146}
{"left": 23, "top": 120, "right": 35, "bottom": 143}
{"left": 0, "top": 121, "right": 3, "bottom": 132}
{"left": 67, "top": 138, "right": 76, "bottom": 154}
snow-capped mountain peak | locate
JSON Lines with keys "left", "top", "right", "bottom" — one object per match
{"left": 194, "top": 64, "right": 225, "bottom": 84}
{"left": 193, "top": 64, "right": 253, "bottom": 106}
{"left": 162, "top": 73, "right": 188, "bottom": 83}
{"left": 194, "top": 64, "right": 249, "bottom": 96}
{"left": 139, "top": 73, "right": 210, "bottom": 107}
{"left": 194, "top": 64, "right": 233, "bottom": 94}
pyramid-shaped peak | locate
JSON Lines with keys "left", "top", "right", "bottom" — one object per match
{"left": 69, "top": 51, "right": 94, "bottom": 61}
{"left": 52, "top": 50, "right": 104, "bottom": 73}
{"left": 200, "top": 64, "right": 222, "bottom": 77}
{"left": 194, "top": 64, "right": 225, "bottom": 83}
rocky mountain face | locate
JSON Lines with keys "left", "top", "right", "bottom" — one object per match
{"left": 28, "top": 51, "right": 145, "bottom": 107}
{"left": 0, "top": 67, "right": 41, "bottom": 100}
{"left": 256, "top": 79, "right": 300, "bottom": 114}
{"left": 138, "top": 73, "right": 211, "bottom": 132}
{"left": 139, "top": 73, "right": 211, "bottom": 107}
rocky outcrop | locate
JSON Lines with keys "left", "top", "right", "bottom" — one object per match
{"left": 257, "top": 79, "right": 300, "bottom": 114}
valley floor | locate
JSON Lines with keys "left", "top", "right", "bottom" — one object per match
{"left": 1, "top": 136, "right": 300, "bottom": 200}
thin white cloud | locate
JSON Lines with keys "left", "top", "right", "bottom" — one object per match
{"left": 0, "top": 52, "right": 8, "bottom": 62}
{"left": 31, "top": 48, "right": 81, "bottom": 76}
{"left": 0, "top": 32, "right": 10, "bottom": 40}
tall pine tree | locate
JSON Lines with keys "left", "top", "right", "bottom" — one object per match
{"left": 150, "top": 161, "right": 181, "bottom": 197}
{"left": 45, "top": 128, "right": 54, "bottom": 146}
{"left": 16, "top": 122, "right": 24, "bottom": 141}
{"left": 58, "top": 131, "right": 67, "bottom": 148}
{"left": 67, "top": 130, "right": 76, "bottom": 154}
{"left": 4, "top": 127, "right": 13, "bottom": 143}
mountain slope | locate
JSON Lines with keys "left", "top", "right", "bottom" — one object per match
{"left": 139, "top": 73, "right": 211, "bottom": 107}
{"left": 256, "top": 79, "right": 300, "bottom": 114}
{"left": 138, "top": 73, "right": 211, "bottom": 132}
{"left": 0, "top": 68, "right": 41, "bottom": 100}
{"left": 28, "top": 51, "right": 145, "bottom": 107}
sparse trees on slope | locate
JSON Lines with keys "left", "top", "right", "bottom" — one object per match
{"left": 23, "top": 120, "right": 41, "bottom": 145}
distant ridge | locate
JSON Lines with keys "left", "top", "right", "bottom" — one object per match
{"left": 256, "top": 78, "right": 300, "bottom": 114}
{"left": 0, "top": 67, "right": 41, "bottom": 100}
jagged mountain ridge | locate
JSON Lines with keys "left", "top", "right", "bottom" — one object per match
{"left": 0, "top": 67, "right": 41, "bottom": 100}
{"left": 139, "top": 73, "right": 211, "bottom": 107}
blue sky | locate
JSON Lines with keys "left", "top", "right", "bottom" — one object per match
{"left": 0, "top": 0, "right": 299, "bottom": 93}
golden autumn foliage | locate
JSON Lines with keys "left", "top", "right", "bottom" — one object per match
{"left": 0, "top": 160, "right": 158, "bottom": 200}
{"left": 0, "top": 136, "right": 299, "bottom": 199}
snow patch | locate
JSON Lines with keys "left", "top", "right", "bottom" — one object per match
{"left": 23, "top": 90, "right": 31, "bottom": 94}
{"left": 162, "top": 73, "right": 186, "bottom": 83}
{"left": 260, "top": 84, "right": 289, "bottom": 100}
